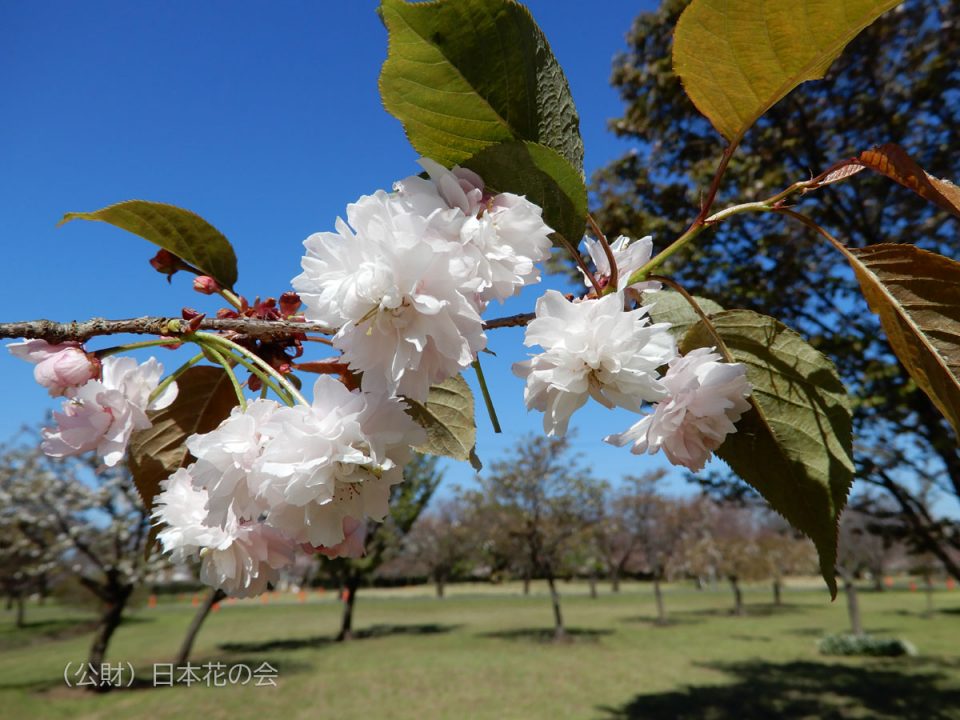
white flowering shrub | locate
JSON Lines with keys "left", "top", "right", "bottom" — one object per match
{"left": 3, "top": 0, "right": 960, "bottom": 600}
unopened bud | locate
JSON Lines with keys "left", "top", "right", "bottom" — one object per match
{"left": 149, "top": 249, "right": 187, "bottom": 281}
{"left": 181, "top": 308, "right": 206, "bottom": 333}
{"left": 280, "top": 292, "right": 302, "bottom": 317}
{"left": 193, "top": 276, "right": 220, "bottom": 295}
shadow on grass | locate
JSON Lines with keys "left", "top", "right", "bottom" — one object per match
{"left": 218, "top": 623, "right": 460, "bottom": 653}
{"left": 480, "top": 627, "right": 613, "bottom": 643}
{"left": 619, "top": 615, "right": 704, "bottom": 627}
{"left": 597, "top": 659, "right": 960, "bottom": 719}
{"left": 0, "top": 617, "right": 100, "bottom": 650}
{"left": 684, "top": 603, "right": 809, "bottom": 618}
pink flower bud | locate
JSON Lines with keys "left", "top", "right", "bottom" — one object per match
{"left": 193, "top": 276, "right": 221, "bottom": 295}
{"left": 8, "top": 340, "right": 99, "bottom": 396}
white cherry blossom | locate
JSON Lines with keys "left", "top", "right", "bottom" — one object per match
{"left": 256, "top": 376, "right": 423, "bottom": 547}
{"left": 605, "top": 347, "right": 752, "bottom": 471}
{"left": 186, "top": 399, "right": 281, "bottom": 526}
{"left": 582, "top": 234, "right": 661, "bottom": 294}
{"left": 292, "top": 188, "right": 485, "bottom": 401}
{"left": 513, "top": 290, "right": 676, "bottom": 436}
{"left": 153, "top": 467, "right": 295, "bottom": 598}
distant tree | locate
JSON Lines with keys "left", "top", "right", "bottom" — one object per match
{"left": 593, "top": 470, "right": 666, "bottom": 593}
{"left": 471, "top": 435, "right": 604, "bottom": 640}
{"left": 686, "top": 503, "right": 767, "bottom": 616}
{"left": 0, "top": 443, "right": 158, "bottom": 691}
{"left": 590, "top": 0, "right": 960, "bottom": 578}
{"left": 403, "top": 495, "right": 476, "bottom": 598}
{"left": 0, "top": 451, "right": 61, "bottom": 627}
{"left": 755, "top": 514, "right": 818, "bottom": 606}
{"left": 835, "top": 503, "right": 910, "bottom": 635}
{"left": 643, "top": 495, "right": 705, "bottom": 624}
{"left": 323, "top": 453, "right": 443, "bottom": 641}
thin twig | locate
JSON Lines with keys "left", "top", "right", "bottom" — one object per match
{"left": 483, "top": 312, "right": 536, "bottom": 330}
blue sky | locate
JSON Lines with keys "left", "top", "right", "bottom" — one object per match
{"left": 0, "top": 0, "right": 714, "bottom": 496}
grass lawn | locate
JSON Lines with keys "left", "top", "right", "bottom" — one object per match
{"left": 1, "top": 579, "right": 958, "bottom": 719}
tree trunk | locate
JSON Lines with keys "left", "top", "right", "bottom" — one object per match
{"left": 729, "top": 576, "right": 744, "bottom": 616}
{"left": 336, "top": 574, "right": 360, "bottom": 642}
{"left": 653, "top": 576, "right": 667, "bottom": 625}
{"left": 873, "top": 574, "right": 885, "bottom": 592}
{"left": 843, "top": 575, "right": 863, "bottom": 636}
{"left": 610, "top": 571, "right": 621, "bottom": 593}
{"left": 545, "top": 571, "right": 566, "bottom": 641}
{"left": 773, "top": 577, "right": 783, "bottom": 606}
{"left": 174, "top": 588, "right": 226, "bottom": 666}
{"left": 588, "top": 571, "right": 598, "bottom": 599}
{"left": 924, "top": 572, "right": 935, "bottom": 618}
{"left": 15, "top": 593, "right": 25, "bottom": 628}
{"left": 435, "top": 574, "right": 445, "bottom": 599}
{"left": 86, "top": 583, "right": 133, "bottom": 692}
{"left": 522, "top": 571, "right": 531, "bottom": 596}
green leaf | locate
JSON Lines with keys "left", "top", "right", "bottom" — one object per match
{"left": 379, "top": 0, "right": 583, "bottom": 171}
{"left": 405, "top": 374, "right": 480, "bottom": 469}
{"left": 129, "top": 365, "right": 239, "bottom": 542}
{"left": 673, "top": 0, "right": 902, "bottom": 145}
{"left": 836, "top": 243, "right": 960, "bottom": 438}
{"left": 681, "top": 310, "right": 854, "bottom": 596}
{"left": 463, "top": 140, "right": 586, "bottom": 246}
{"left": 645, "top": 290, "right": 724, "bottom": 340}
{"left": 60, "top": 200, "right": 238, "bottom": 290}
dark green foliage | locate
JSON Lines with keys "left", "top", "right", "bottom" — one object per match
{"left": 818, "top": 633, "right": 917, "bottom": 657}
{"left": 591, "top": 0, "right": 960, "bottom": 575}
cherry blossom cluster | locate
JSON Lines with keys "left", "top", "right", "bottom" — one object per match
{"left": 7, "top": 157, "right": 754, "bottom": 597}
{"left": 514, "top": 237, "right": 753, "bottom": 473}
{"left": 9, "top": 342, "right": 177, "bottom": 467}
{"left": 151, "top": 376, "right": 422, "bottom": 596}
{"left": 292, "top": 158, "right": 553, "bottom": 401}
{"left": 151, "top": 159, "right": 556, "bottom": 595}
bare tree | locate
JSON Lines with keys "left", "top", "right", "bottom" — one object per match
{"left": 471, "top": 434, "right": 604, "bottom": 640}
{"left": 755, "top": 513, "right": 818, "bottom": 606}
{"left": 686, "top": 503, "right": 768, "bottom": 616}
{"left": 403, "top": 496, "right": 475, "bottom": 598}
{"left": 593, "top": 471, "right": 666, "bottom": 593}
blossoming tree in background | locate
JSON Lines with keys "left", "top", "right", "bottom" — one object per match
{"left": 2, "top": 0, "right": 958, "bottom": 606}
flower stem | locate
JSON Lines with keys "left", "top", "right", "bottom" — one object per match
{"left": 608, "top": 202, "right": 772, "bottom": 295}
{"left": 218, "top": 288, "right": 244, "bottom": 311}
{"left": 203, "top": 345, "right": 247, "bottom": 411}
{"left": 472, "top": 358, "right": 501, "bottom": 434}
{"left": 196, "top": 332, "right": 308, "bottom": 406}
{"left": 223, "top": 349, "right": 293, "bottom": 406}
{"left": 97, "top": 338, "right": 180, "bottom": 358}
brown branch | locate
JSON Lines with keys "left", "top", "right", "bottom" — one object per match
{"left": 0, "top": 317, "right": 336, "bottom": 343}
{"left": 0, "top": 311, "right": 537, "bottom": 344}
{"left": 483, "top": 312, "right": 536, "bottom": 330}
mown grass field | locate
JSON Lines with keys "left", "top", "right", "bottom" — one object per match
{"left": 2, "top": 579, "right": 959, "bottom": 719}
